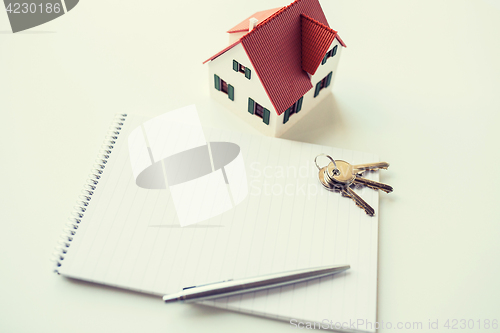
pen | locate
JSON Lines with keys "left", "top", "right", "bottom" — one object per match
{"left": 163, "top": 264, "right": 350, "bottom": 303}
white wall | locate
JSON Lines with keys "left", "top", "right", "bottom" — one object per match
{"left": 274, "top": 38, "right": 344, "bottom": 137}
{"left": 207, "top": 43, "right": 276, "bottom": 137}
{"left": 228, "top": 32, "right": 246, "bottom": 44}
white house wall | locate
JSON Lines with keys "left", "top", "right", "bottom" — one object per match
{"left": 208, "top": 43, "right": 276, "bottom": 137}
{"left": 274, "top": 38, "right": 343, "bottom": 137}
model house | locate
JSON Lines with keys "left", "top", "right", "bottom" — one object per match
{"left": 203, "top": 0, "right": 346, "bottom": 137}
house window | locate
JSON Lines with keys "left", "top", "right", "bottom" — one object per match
{"left": 248, "top": 98, "right": 270, "bottom": 125}
{"left": 255, "top": 103, "right": 264, "bottom": 118}
{"left": 283, "top": 97, "right": 303, "bottom": 124}
{"left": 233, "top": 60, "right": 251, "bottom": 79}
{"left": 314, "top": 72, "right": 333, "bottom": 98}
{"left": 321, "top": 45, "right": 338, "bottom": 65}
{"left": 214, "top": 74, "right": 234, "bottom": 101}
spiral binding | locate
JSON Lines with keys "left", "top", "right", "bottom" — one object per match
{"left": 52, "top": 114, "right": 128, "bottom": 273}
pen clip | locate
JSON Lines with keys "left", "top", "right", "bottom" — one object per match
{"left": 183, "top": 279, "right": 233, "bottom": 290}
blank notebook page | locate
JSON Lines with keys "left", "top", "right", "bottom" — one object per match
{"left": 58, "top": 111, "right": 378, "bottom": 332}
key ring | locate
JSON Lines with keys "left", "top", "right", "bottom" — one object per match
{"left": 314, "top": 154, "right": 340, "bottom": 176}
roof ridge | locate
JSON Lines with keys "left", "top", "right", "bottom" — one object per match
{"left": 301, "top": 13, "right": 347, "bottom": 48}
{"left": 226, "top": 7, "right": 282, "bottom": 33}
{"left": 240, "top": 0, "right": 304, "bottom": 41}
{"left": 300, "top": 13, "right": 337, "bottom": 35}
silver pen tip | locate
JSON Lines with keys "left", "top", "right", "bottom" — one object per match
{"left": 163, "top": 295, "right": 179, "bottom": 303}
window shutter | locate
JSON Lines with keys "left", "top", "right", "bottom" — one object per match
{"left": 248, "top": 98, "right": 255, "bottom": 114}
{"left": 228, "top": 84, "right": 234, "bottom": 101}
{"left": 314, "top": 81, "right": 321, "bottom": 97}
{"left": 296, "top": 96, "right": 303, "bottom": 113}
{"left": 214, "top": 74, "right": 221, "bottom": 91}
{"left": 233, "top": 60, "right": 238, "bottom": 71}
{"left": 321, "top": 53, "right": 328, "bottom": 65}
{"left": 325, "top": 72, "right": 333, "bottom": 88}
{"left": 332, "top": 45, "right": 338, "bottom": 57}
{"left": 263, "top": 108, "right": 270, "bottom": 125}
{"left": 283, "top": 108, "right": 290, "bottom": 124}
{"left": 245, "top": 68, "right": 251, "bottom": 79}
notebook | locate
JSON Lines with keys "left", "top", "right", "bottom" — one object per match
{"left": 54, "top": 106, "right": 379, "bottom": 333}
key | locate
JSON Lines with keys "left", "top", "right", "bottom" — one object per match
{"left": 352, "top": 162, "right": 389, "bottom": 174}
{"left": 318, "top": 166, "right": 335, "bottom": 191}
{"left": 315, "top": 154, "right": 341, "bottom": 192}
{"left": 326, "top": 160, "right": 393, "bottom": 193}
{"left": 342, "top": 187, "right": 375, "bottom": 216}
{"left": 315, "top": 155, "right": 388, "bottom": 216}
{"left": 324, "top": 160, "right": 354, "bottom": 186}
{"left": 352, "top": 177, "right": 393, "bottom": 193}
{"left": 322, "top": 161, "right": 376, "bottom": 216}
{"left": 318, "top": 166, "right": 341, "bottom": 192}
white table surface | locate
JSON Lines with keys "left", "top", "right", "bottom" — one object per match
{"left": 1, "top": 0, "right": 500, "bottom": 332}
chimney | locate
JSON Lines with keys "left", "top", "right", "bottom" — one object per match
{"left": 249, "top": 17, "right": 258, "bottom": 31}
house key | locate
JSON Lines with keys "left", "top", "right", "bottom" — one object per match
{"left": 322, "top": 160, "right": 376, "bottom": 216}
{"left": 315, "top": 156, "right": 373, "bottom": 216}
{"left": 352, "top": 162, "right": 390, "bottom": 175}
{"left": 315, "top": 155, "right": 392, "bottom": 216}
{"left": 325, "top": 161, "right": 393, "bottom": 193}
{"left": 315, "top": 154, "right": 340, "bottom": 192}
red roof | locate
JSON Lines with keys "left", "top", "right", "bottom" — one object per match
{"left": 204, "top": 0, "right": 346, "bottom": 116}
{"left": 301, "top": 14, "right": 337, "bottom": 75}
{"left": 227, "top": 8, "right": 282, "bottom": 33}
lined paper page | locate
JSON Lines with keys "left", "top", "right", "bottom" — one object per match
{"left": 201, "top": 133, "right": 379, "bottom": 332}
{"left": 59, "top": 113, "right": 378, "bottom": 332}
